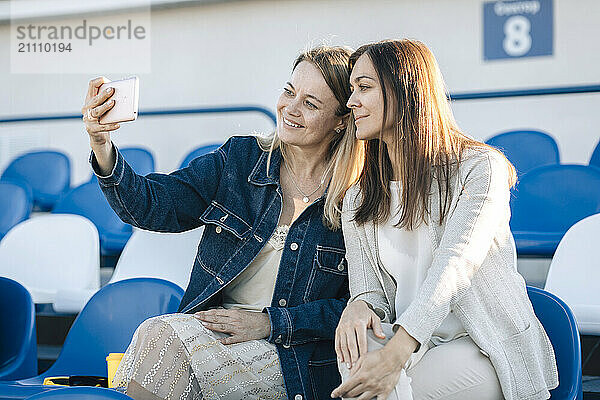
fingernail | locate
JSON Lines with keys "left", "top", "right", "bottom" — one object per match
{"left": 106, "top": 87, "right": 112, "bottom": 94}
{"left": 346, "top": 362, "right": 351, "bottom": 369}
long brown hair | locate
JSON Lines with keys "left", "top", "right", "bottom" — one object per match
{"left": 257, "top": 45, "right": 365, "bottom": 229}
{"left": 351, "top": 39, "right": 516, "bottom": 229}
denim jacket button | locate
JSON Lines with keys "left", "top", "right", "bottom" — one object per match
{"left": 278, "top": 298, "right": 287, "bottom": 307}
{"left": 290, "top": 242, "right": 298, "bottom": 251}
{"left": 215, "top": 226, "right": 222, "bottom": 234}
{"left": 337, "top": 263, "right": 345, "bottom": 271}
{"left": 294, "top": 395, "right": 303, "bottom": 400}
{"left": 275, "top": 335, "right": 282, "bottom": 344}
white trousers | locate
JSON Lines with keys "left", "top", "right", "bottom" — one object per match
{"left": 338, "top": 323, "right": 504, "bottom": 400}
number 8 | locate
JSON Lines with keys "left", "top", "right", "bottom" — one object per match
{"left": 503, "top": 15, "right": 532, "bottom": 56}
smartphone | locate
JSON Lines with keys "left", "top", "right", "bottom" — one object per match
{"left": 98, "top": 76, "right": 139, "bottom": 124}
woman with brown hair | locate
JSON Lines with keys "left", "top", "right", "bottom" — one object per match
{"left": 331, "top": 40, "right": 558, "bottom": 400}
{"left": 81, "top": 45, "right": 363, "bottom": 400}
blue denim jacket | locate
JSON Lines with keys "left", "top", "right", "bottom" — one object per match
{"left": 91, "top": 136, "right": 348, "bottom": 400}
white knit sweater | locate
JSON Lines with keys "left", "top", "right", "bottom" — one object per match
{"left": 342, "top": 147, "right": 558, "bottom": 400}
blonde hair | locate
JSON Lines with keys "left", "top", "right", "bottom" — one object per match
{"left": 256, "top": 45, "right": 364, "bottom": 229}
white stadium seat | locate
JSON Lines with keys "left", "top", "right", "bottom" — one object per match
{"left": 109, "top": 226, "right": 202, "bottom": 287}
{"left": 0, "top": 214, "right": 100, "bottom": 306}
{"left": 52, "top": 226, "right": 202, "bottom": 313}
{"left": 544, "top": 213, "right": 600, "bottom": 335}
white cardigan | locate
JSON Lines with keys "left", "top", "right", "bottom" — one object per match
{"left": 342, "top": 147, "right": 558, "bottom": 400}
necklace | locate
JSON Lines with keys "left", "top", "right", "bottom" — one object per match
{"left": 283, "top": 159, "right": 333, "bottom": 203}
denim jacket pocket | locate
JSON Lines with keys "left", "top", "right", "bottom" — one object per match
{"left": 197, "top": 201, "right": 252, "bottom": 274}
{"left": 199, "top": 201, "right": 252, "bottom": 240}
{"left": 303, "top": 245, "right": 348, "bottom": 302}
{"left": 308, "top": 358, "right": 340, "bottom": 400}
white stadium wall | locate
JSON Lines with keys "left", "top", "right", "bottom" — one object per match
{"left": 1, "top": 0, "right": 599, "bottom": 185}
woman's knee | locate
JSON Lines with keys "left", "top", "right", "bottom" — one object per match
{"left": 364, "top": 322, "right": 395, "bottom": 351}
{"left": 133, "top": 314, "right": 181, "bottom": 347}
{"left": 407, "top": 337, "right": 503, "bottom": 400}
{"left": 139, "top": 315, "right": 169, "bottom": 331}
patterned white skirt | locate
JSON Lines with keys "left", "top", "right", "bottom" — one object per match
{"left": 112, "top": 313, "right": 288, "bottom": 400}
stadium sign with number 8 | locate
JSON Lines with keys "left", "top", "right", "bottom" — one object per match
{"left": 483, "top": 0, "right": 553, "bottom": 61}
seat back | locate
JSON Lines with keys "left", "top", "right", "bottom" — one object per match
{"left": 89, "top": 147, "right": 155, "bottom": 182}
{"left": 120, "top": 147, "right": 155, "bottom": 175}
{"left": 110, "top": 227, "right": 203, "bottom": 289}
{"left": 37, "top": 278, "right": 183, "bottom": 380}
{"left": 510, "top": 165, "right": 600, "bottom": 233}
{"left": 0, "top": 214, "right": 100, "bottom": 304}
{"left": 179, "top": 143, "right": 222, "bottom": 169}
{"left": 27, "top": 386, "right": 133, "bottom": 399}
{"left": 0, "top": 151, "right": 70, "bottom": 211}
{"left": 0, "top": 277, "right": 37, "bottom": 380}
{"left": 545, "top": 213, "right": 600, "bottom": 334}
{"left": 52, "top": 182, "right": 132, "bottom": 256}
{"left": 0, "top": 180, "right": 32, "bottom": 241}
{"left": 527, "top": 287, "right": 583, "bottom": 400}
{"left": 590, "top": 139, "right": 600, "bottom": 169}
{"left": 486, "top": 130, "right": 559, "bottom": 176}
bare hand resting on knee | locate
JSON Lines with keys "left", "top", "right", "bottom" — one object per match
{"left": 194, "top": 309, "right": 271, "bottom": 345}
{"left": 331, "top": 324, "right": 419, "bottom": 400}
{"left": 335, "top": 300, "right": 386, "bottom": 368}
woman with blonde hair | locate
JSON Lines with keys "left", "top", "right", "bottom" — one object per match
{"left": 331, "top": 39, "right": 558, "bottom": 400}
{"left": 81, "top": 45, "right": 363, "bottom": 400}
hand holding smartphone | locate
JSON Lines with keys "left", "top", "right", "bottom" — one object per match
{"left": 98, "top": 76, "right": 139, "bottom": 124}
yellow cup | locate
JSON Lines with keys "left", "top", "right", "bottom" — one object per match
{"left": 106, "top": 353, "right": 124, "bottom": 388}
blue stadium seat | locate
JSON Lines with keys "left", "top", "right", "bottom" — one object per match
{"left": 0, "top": 383, "right": 56, "bottom": 398}
{"left": 510, "top": 165, "right": 600, "bottom": 256}
{"left": 178, "top": 143, "right": 222, "bottom": 169}
{"left": 0, "top": 180, "right": 32, "bottom": 241}
{"left": 0, "top": 278, "right": 183, "bottom": 398}
{"left": 0, "top": 277, "right": 37, "bottom": 381}
{"left": 590, "top": 139, "right": 600, "bottom": 169}
{"left": 26, "top": 386, "right": 133, "bottom": 399}
{"left": 0, "top": 151, "right": 70, "bottom": 211}
{"left": 52, "top": 182, "right": 132, "bottom": 256}
{"left": 89, "top": 147, "right": 155, "bottom": 183}
{"left": 527, "top": 287, "right": 583, "bottom": 400}
{"left": 486, "top": 130, "right": 560, "bottom": 177}
{"left": 31, "top": 278, "right": 182, "bottom": 380}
